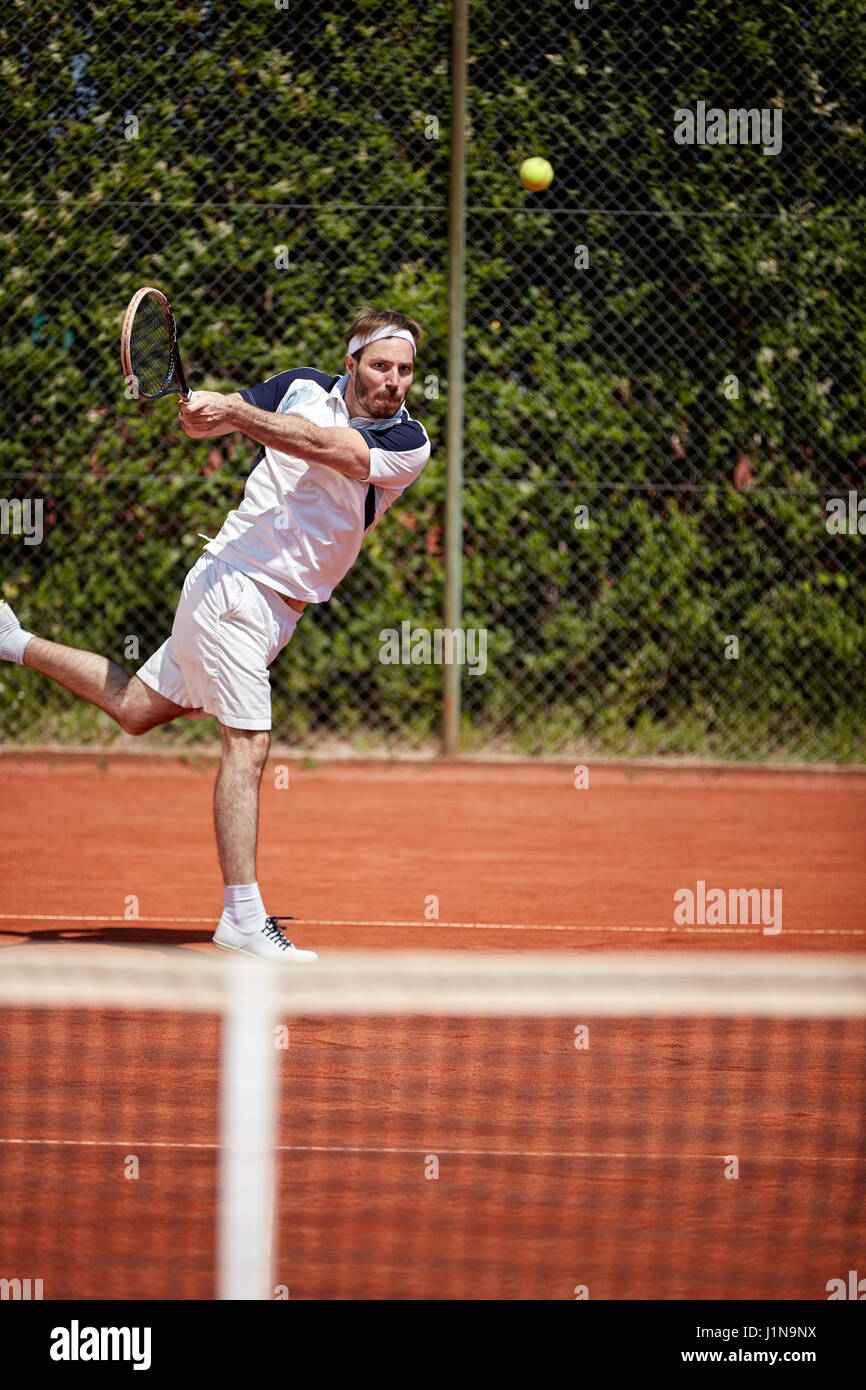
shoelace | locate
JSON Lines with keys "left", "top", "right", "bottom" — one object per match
{"left": 262, "top": 915, "right": 296, "bottom": 949}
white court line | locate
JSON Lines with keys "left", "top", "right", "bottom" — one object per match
{"left": 0, "top": 913, "right": 863, "bottom": 937}
{"left": 0, "top": 1137, "right": 860, "bottom": 1162}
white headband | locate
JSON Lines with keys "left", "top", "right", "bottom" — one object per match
{"left": 348, "top": 325, "right": 416, "bottom": 357}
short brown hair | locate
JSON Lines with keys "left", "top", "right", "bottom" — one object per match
{"left": 345, "top": 307, "right": 423, "bottom": 361}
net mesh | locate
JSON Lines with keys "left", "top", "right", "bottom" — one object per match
{"left": 126, "top": 293, "right": 174, "bottom": 399}
{"left": 1, "top": 1004, "right": 218, "bottom": 1299}
{"left": 0, "top": 948, "right": 864, "bottom": 1302}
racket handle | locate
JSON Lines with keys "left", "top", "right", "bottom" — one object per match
{"left": 175, "top": 350, "right": 192, "bottom": 404}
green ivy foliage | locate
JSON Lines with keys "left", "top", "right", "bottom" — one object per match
{"left": 1, "top": 0, "right": 864, "bottom": 759}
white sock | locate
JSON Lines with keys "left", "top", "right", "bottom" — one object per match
{"left": 221, "top": 882, "right": 266, "bottom": 934}
{"left": 1, "top": 626, "right": 35, "bottom": 665}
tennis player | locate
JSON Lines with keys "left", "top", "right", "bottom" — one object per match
{"left": 0, "top": 308, "right": 430, "bottom": 962}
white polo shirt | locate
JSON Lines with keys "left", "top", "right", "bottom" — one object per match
{"left": 204, "top": 368, "right": 431, "bottom": 603}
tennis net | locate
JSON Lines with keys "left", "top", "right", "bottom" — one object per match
{"left": 0, "top": 947, "right": 864, "bottom": 1301}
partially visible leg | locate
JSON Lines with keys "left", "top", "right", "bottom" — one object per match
{"left": 22, "top": 637, "right": 188, "bottom": 734}
{"left": 213, "top": 724, "right": 271, "bottom": 886}
{"left": 211, "top": 723, "right": 317, "bottom": 962}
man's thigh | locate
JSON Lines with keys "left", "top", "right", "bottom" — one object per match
{"left": 121, "top": 674, "right": 195, "bottom": 732}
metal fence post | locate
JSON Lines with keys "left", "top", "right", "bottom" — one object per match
{"left": 443, "top": 0, "right": 468, "bottom": 756}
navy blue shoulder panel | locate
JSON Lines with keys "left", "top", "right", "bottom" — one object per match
{"left": 240, "top": 367, "right": 339, "bottom": 414}
{"left": 353, "top": 419, "right": 427, "bottom": 453}
{"left": 242, "top": 367, "right": 339, "bottom": 473}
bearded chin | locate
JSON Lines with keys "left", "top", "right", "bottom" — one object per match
{"left": 354, "top": 374, "right": 402, "bottom": 416}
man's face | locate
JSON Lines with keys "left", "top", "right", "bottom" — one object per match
{"left": 346, "top": 338, "right": 414, "bottom": 418}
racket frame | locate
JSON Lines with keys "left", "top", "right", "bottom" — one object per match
{"left": 120, "top": 285, "right": 190, "bottom": 402}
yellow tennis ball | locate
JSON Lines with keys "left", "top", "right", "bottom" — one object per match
{"left": 520, "top": 157, "right": 554, "bottom": 192}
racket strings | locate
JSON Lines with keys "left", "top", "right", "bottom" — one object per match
{"left": 128, "top": 294, "right": 174, "bottom": 397}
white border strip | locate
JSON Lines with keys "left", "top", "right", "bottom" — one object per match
{"left": 0, "top": 948, "right": 865, "bottom": 1017}
{"left": 0, "top": 1137, "right": 861, "bottom": 1163}
{"left": 1, "top": 913, "right": 863, "bottom": 937}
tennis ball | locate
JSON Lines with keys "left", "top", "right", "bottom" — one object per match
{"left": 519, "top": 157, "right": 554, "bottom": 192}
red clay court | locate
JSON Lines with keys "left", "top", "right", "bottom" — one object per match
{"left": 1, "top": 753, "right": 864, "bottom": 952}
{"left": 1, "top": 753, "right": 865, "bottom": 1300}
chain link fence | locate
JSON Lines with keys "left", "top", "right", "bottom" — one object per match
{"left": 1, "top": 0, "right": 864, "bottom": 761}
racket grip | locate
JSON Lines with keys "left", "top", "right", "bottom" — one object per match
{"left": 175, "top": 351, "right": 192, "bottom": 404}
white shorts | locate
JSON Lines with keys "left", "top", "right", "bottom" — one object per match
{"left": 137, "top": 553, "right": 301, "bottom": 730}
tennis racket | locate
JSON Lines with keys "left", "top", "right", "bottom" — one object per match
{"left": 120, "top": 286, "right": 191, "bottom": 402}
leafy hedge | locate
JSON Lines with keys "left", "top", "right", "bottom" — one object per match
{"left": 1, "top": 0, "right": 864, "bottom": 759}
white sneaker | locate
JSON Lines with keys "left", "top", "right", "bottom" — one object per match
{"left": 213, "top": 914, "right": 318, "bottom": 963}
{"left": 0, "top": 600, "right": 22, "bottom": 662}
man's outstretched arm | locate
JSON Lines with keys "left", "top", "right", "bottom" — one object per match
{"left": 178, "top": 390, "right": 370, "bottom": 481}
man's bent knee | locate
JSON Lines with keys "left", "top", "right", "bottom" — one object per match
{"left": 117, "top": 705, "right": 165, "bottom": 736}
{"left": 117, "top": 711, "right": 154, "bottom": 736}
